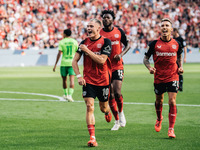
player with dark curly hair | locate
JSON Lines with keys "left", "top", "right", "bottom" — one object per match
{"left": 100, "top": 9, "right": 131, "bottom": 131}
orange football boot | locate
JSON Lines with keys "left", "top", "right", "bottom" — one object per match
{"left": 88, "top": 137, "right": 98, "bottom": 147}
{"left": 105, "top": 111, "right": 112, "bottom": 123}
{"left": 168, "top": 128, "right": 176, "bottom": 138}
{"left": 155, "top": 116, "right": 163, "bottom": 132}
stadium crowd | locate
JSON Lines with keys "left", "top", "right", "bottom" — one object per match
{"left": 0, "top": 0, "right": 199, "bottom": 50}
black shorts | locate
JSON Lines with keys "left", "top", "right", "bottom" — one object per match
{"left": 82, "top": 83, "right": 110, "bottom": 102}
{"left": 154, "top": 81, "right": 179, "bottom": 95}
{"left": 112, "top": 70, "right": 124, "bottom": 82}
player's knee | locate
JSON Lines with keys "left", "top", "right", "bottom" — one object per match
{"left": 86, "top": 103, "right": 94, "bottom": 112}
{"left": 109, "top": 94, "right": 115, "bottom": 100}
{"left": 100, "top": 105, "right": 107, "bottom": 113}
{"left": 114, "top": 93, "right": 121, "bottom": 99}
{"left": 168, "top": 98, "right": 176, "bottom": 105}
{"left": 156, "top": 98, "right": 163, "bottom": 104}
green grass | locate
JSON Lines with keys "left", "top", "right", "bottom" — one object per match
{"left": 0, "top": 64, "right": 200, "bottom": 150}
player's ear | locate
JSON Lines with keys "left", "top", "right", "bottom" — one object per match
{"left": 170, "top": 25, "right": 173, "bottom": 32}
{"left": 97, "top": 25, "right": 101, "bottom": 32}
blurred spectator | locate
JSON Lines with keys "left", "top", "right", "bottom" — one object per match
{"left": 0, "top": 0, "right": 199, "bottom": 50}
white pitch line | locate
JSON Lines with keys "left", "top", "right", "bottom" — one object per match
{"left": 0, "top": 91, "right": 63, "bottom": 101}
{"left": 0, "top": 98, "right": 200, "bottom": 107}
{"left": 0, "top": 91, "right": 200, "bottom": 107}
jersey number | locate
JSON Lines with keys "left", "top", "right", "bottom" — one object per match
{"left": 102, "top": 88, "right": 109, "bottom": 99}
{"left": 118, "top": 70, "right": 123, "bottom": 79}
{"left": 172, "top": 81, "right": 179, "bottom": 91}
{"left": 66, "top": 45, "right": 72, "bottom": 55}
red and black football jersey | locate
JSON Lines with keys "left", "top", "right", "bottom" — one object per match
{"left": 145, "top": 38, "right": 183, "bottom": 84}
{"left": 77, "top": 36, "right": 112, "bottom": 86}
{"left": 100, "top": 27, "right": 128, "bottom": 72}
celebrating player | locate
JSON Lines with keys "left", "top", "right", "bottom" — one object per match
{"left": 100, "top": 10, "right": 130, "bottom": 130}
{"left": 53, "top": 29, "right": 78, "bottom": 102}
{"left": 173, "top": 28, "right": 187, "bottom": 91}
{"left": 143, "top": 18, "right": 183, "bottom": 138}
{"left": 72, "top": 19, "right": 112, "bottom": 147}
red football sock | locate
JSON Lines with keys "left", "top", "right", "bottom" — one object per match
{"left": 155, "top": 102, "right": 163, "bottom": 120}
{"left": 109, "top": 98, "right": 119, "bottom": 120}
{"left": 169, "top": 105, "right": 177, "bottom": 129}
{"left": 116, "top": 95, "right": 123, "bottom": 112}
{"left": 87, "top": 125, "right": 95, "bottom": 137}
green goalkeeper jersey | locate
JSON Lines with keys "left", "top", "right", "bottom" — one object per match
{"left": 58, "top": 37, "right": 78, "bottom": 66}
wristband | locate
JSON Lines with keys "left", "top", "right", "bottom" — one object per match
{"left": 76, "top": 74, "right": 82, "bottom": 78}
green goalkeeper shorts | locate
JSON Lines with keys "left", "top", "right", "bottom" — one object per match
{"left": 60, "top": 66, "right": 75, "bottom": 77}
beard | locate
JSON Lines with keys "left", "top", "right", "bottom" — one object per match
{"left": 103, "top": 22, "right": 112, "bottom": 27}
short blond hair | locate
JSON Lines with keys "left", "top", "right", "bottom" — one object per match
{"left": 161, "top": 18, "right": 172, "bottom": 25}
{"left": 90, "top": 18, "right": 102, "bottom": 26}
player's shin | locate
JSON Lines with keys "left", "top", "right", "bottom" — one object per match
{"left": 87, "top": 125, "right": 95, "bottom": 138}
{"left": 109, "top": 98, "right": 119, "bottom": 120}
{"left": 155, "top": 102, "right": 163, "bottom": 120}
{"left": 115, "top": 94, "right": 123, "bottom": 112}
{"left": 169, "top": 105, "right": 177, "bottom": 129}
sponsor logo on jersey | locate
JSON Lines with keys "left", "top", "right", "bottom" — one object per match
{"left": 156, "top": 51, "right": 176, "bottom": 56}
{"left": 157, "top": 45, "right": 162, "bottom": 48}
{"left": 172, "top": 45, "right": 177, "bottom": 49}
{"left": 111, "top": 40, "right": 119, "bottom": 45}
{"left": 114, "top": 34, "right": 119, "bottom": 38}
{"left": 97, "top": 44, "right": 102, "bottom": 48}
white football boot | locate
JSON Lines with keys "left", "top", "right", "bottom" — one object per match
{"left": 119, "top": 111, "right": 126, "bottom": 127}
{"left": 60, "top": 95, "right": 68, "bottom": 101}
{"left": 67, "top": 95, "right": 74, "bottom": 102}
{"left": 111, "top": 120, "right": 120, "bottom": 131}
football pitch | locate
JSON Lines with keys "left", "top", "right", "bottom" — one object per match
{"left": 0, "top": 64, "right": 200, "bottom": 150}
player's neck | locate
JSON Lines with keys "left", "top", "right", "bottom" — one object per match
{"left": 104, "top": 25, "right": 114, "bottom": 32}
{"left": 90, "top": 34, "right": 101, "bottom": 41}
{"left": 161, "top": 36, "right": 171, "bottom": 42}
{"left": 175, "top": 34, "right": 179, "bottom": 38}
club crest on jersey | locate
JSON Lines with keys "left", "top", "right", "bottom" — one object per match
{"left": 114, "top": 34, "right": 119, "bottom": 38}
{"left": 157, "top": 45, "right": 161, "bottom": 48}
{"left": 97, "top": 44, "right": 102, "bottom": 48}
{"left": 172, "top": 45, "right": 177, "bottom": 49}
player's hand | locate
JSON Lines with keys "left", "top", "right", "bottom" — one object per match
{"left": 79, "top": 44, "right": 88, "bottom": 52}
{"left": 53, "top": 66, "right": 56, "bottom": 72}
{"left": 149, "top": 67, "right": 156, "bottom": 74}
{"left": 114, "top": 54, "right": 122, "bottom": 61}
{"left": 178, "top": 67, "right": 184, "bottom": 74}
{"left": 78, "top": 77, "right": 86, "bottom": 86}
{"left": 184, "top": 58, "right": 186, "bottom": 63}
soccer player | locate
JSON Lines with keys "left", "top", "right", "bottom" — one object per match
{"left": 173, "top": 28, "right": 187, "bottom": 91}
{"left": 143, "top": 18, "right": 184, "bottom": 138}
{"left": 53, "top": 29, "right": 78, "bottom": 102}
{"left": 72, "top": 19, "right": 112, "bottom": 147}
{"left": 100, "top": 10, "right": 130, "bottom": 130}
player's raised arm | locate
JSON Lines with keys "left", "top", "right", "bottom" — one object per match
{"left": 79, "top": 44, "right": 108, "bottom": 65}
{"left": 79, "top": 38, "right": 112, "bottom": 65}
{"left": 114, "top": 28, "right": 131, "bottom": 61}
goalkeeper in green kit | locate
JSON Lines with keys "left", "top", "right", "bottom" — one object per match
{"left": 53, "top": 29, "right": 78, "bottom": 102}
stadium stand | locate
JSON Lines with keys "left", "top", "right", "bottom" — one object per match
{"left": 0, "top": 0, "right": 199, "bottom": 50}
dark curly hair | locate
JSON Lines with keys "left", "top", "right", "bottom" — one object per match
{"left": 101, "top": 9, "right": 115, "bottom": 20}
